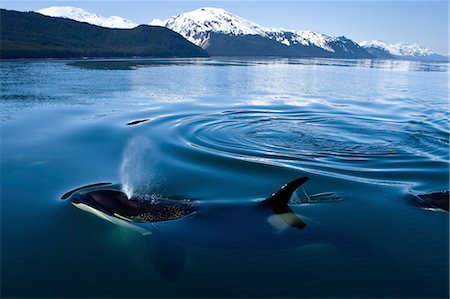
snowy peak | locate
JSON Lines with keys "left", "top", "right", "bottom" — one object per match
{"left": 151, "top": 7, "right": 267, "bottom": 36}
{"left": 360, "top": 40, "right": 435, "bottom": 57}
{"left": 150, "top": 7, "right": 268, "bottom": 47}
{"left": 36, "top": 6, "right": 138, "bottom": 29}
{"left": 150, "top": 7, "right": 350, "bottom": 54}
{"left": 292, "top": 31, "right": 336, "bottom": 52}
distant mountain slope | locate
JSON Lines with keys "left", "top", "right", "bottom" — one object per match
{"left": 37, "top": 6, "right": 138, "bottom": 29}
{"left": 21, "top": 6, "right": 445, "bottom": 61}
{"left": 0, "top": 9, "right": 208, "bottom": 59}
{"left": 360, "top": 40, "right": 447, "bottom": 61}
{"left": 150, "top": 7, "right": 372, "bottom": 58}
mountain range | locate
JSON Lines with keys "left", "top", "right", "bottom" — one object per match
{"left": 150, "top": 7, "right": 447, "bottom": 61}
{"left": 150, "top": 7, "right": 371, "bottom": 58}
{"left": 4, "top": 6, "right": 447, "bottom": 61}
{"left": 359, "top": 40, "right": 446, "bottom": 61}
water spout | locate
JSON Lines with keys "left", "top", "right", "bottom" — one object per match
{"left": 119, "top": 136, "right": 154, "bottom": 199}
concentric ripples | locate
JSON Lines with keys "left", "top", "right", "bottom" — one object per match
{"left": 169, "top": 107, "right": 448, "bottom": 186}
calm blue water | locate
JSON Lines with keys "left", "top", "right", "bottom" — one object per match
{"left": 1, "top": 58, "right": 449, "bottom": 298}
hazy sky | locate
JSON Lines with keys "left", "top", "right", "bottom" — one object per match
{"left": 2, "top": 1, "right": 448, "bottom": 54}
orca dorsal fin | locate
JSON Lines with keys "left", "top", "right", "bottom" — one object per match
{"left": 262, "top": 177, "right": 309, "bottom": 208}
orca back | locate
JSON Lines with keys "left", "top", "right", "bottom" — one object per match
{"left": 86, "top": 189, "right": 196, "bottom": 222}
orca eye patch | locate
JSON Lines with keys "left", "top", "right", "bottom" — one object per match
{"left": 87, "top": 190, "right": 146, "bottom": 216}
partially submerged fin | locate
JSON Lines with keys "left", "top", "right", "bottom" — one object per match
{"left": 126, "top": 118, "right": 150, "bottom": 126}
{"left": 261, "top": 177, "right": 309, "bottom": 230}
{"left": 416, "top": 191, "right": 449, "bottom": 211}
{"left": 262, "top": 177, "right": 309, "bottom": 208}
{"left": 61, "top": 182, "right": 112, "bottom": 200}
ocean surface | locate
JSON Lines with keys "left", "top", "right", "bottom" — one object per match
{"left": 1, "top": 58, "right": 448, "bottom": 298}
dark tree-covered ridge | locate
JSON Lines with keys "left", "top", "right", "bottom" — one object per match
{"left": 0, "top": 9, "right": 208, "bottom": 59}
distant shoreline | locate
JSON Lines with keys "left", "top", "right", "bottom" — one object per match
{"left": 1, "top": 56, "right": 448, "bottom": 64}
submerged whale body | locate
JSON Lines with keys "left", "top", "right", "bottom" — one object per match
{"left": 64, "top": 176, "right": 309, "bottom": 229}
{"left": 62, "top": 177, "right": 342, "bottom": 281}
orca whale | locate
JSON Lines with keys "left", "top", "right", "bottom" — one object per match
{"left": 62, "top": 176, "right": 363, "bottom": 281}
{"left": 63, "top": 177, "right": 309, "bottom": 229}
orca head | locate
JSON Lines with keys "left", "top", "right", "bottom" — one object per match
{"left": 70, "top": 189, "right": 196, "bottom": 223}
{"left": 70, "top": 189, "right": 151, "bottom": 221}
{"left": 70, "top": 189, "right": 134, "bottom": 221}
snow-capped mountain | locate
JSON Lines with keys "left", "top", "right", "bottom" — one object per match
{"left": 34, "top": 6, "right": 444, "bottom": 60}
{"left": 36, "top": 6, "right": 138, "bottom": 29}
{"left": 150, "top": 7, "right": 371, "bottom": 58}
{"left": 150, "top": 7, "right": 337, "bottom": 52}
{"left": 360, "top": 40, "right": 447, "bottom": 61}
{"left": 265, "top": 29, "right": 340, "bottom": 53}
{"left": 151, "top": 7, "right": 266, "bottom": 48}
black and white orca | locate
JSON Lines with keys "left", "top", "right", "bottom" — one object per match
{"left": 63, "top": 177, "right": 309, "bottom": 229}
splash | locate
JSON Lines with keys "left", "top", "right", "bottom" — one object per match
{"left": 119, "top": 136, "right": 155, "bottom": 198}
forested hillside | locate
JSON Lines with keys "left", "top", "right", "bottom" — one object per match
{"left": 0, "top": 9, "right": 208, "bottom": 59}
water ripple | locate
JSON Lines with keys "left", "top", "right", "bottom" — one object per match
{"left": 170, "top": 108, "right": 448, "bottom": 187}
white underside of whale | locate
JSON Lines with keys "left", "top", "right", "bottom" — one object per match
{"left": 72, "top": 202, "right": 152, "bottom": 235}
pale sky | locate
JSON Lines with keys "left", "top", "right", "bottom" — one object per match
{"left": 2, "top": 1, "right": 448, "bottom": 54}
